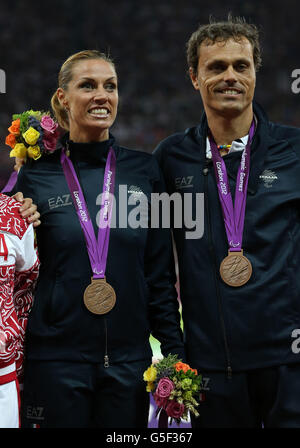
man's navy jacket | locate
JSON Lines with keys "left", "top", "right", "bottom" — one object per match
{"left": 154, "top": 102, "right": 300, "bottom": 374}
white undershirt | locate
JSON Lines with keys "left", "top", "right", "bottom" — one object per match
{"left": 205, "top": 115, "right": 257, "bottom": 159}
{"left": 206, "top": 134, "right": 248, "bottom": 159}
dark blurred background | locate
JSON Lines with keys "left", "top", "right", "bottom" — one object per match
{"left": 1, "top": 0, "right": 300, "bottom": 189}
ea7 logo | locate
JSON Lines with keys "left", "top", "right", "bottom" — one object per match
{"left": 26, "top": 406, "right": 45, "bottom": 420}
{"left": 291, "top": 329, "right": 300, "bottom": 354}
{"left": 48, "top": 194, "right": 72, "bottom": 210}
{"left": 175, "top": 176, "right": 194, "bottom": 189}
{"left": 201, "top": 376, "right": 211, "bottom": 391}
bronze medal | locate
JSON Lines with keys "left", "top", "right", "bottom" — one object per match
{"left": 84, "top": 277, "right": 116, "bottom": 315}
{"left": 220, "top": 250, "right": 252, "bottom": 287}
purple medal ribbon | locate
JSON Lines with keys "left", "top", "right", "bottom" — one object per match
{"left": 61, "top": 146, "right": 116, "bottom": 279}
{"left": 209, "top": 120, "right": 255, "bottom": 252}
{"left": 1, "top": 171, "right": 18, "bottom": 193}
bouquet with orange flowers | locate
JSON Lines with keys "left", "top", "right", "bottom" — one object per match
{"left": 143, "top": 354, "right": 201, "bottom": 426}
{"left": 5, "top": 110, "right": 59, "bottom": 161}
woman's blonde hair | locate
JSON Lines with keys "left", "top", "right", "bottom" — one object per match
{"left": 51, "top": 50, "right": 115, "bottom": 130}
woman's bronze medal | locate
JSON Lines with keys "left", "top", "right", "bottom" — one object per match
{"left": 84, "top": 277, "right": 116, "bottom": 315}
{"left": 61, "top": 146, "right": 117, "bottom": 313}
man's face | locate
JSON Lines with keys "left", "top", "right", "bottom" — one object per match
{"left": 190, "top": 37, "right": 256, "bottom": 119}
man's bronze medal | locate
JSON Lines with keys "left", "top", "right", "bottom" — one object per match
{"left": 220, "top": 250, "right": 252, "bottom": 287}
{"left": 209, "top": 120, "right": 255, "bottom": 287}
{"left": 84, "top": 277, "right": 116, "bottom": 315}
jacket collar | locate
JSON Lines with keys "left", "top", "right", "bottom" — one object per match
{"left": 195, "top": 101, "right": 278, "bottom": 194}
{"left": 58, "top": 132, "right": 116, "bottom": 165}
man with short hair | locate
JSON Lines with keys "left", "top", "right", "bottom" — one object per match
{"left": 154, "top": 16, "right": 300, "bottom": 427}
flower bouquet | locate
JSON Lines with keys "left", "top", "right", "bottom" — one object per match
{"left": 5, "top": 110, "right": 59, "bottom": 161}
{"left": 144, "top": 354, "right": 202, "bottom": 427}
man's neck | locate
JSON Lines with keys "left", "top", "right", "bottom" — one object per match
{"left": 207, "top": 108, "right": 254, "bottom": 147}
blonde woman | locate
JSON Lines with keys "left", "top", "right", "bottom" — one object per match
{"left": 16, "top": 50, "right": 184, "bottom": 428}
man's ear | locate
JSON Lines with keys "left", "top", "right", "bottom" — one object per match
{"left": 189, "top": 67, "right": 200, "bottom": 91}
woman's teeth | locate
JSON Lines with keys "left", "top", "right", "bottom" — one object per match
{"left": 89, "top": 108, "right": 109, "bottom": 117}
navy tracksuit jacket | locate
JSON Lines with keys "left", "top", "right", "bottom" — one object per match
{"left": 154, "top": 102, "right": 300, "bottom": 375}
{"left": 17, "top": 135, "right": 185, "bottom": 365}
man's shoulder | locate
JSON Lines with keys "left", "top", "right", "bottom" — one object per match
{"left": 0, "top": 194, "right": 29, "bottom": 239}
{"left": 268, "top": 121, "right": 300, "bottom": 141}
{"left": 267, "top": 121, "right": 300, "bottom": 159}
{"left": 269, "top": 121, "right": 300, "bottom": 137}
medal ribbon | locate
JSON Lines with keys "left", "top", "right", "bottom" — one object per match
{"left": 209, "top": 120, "right": 255, "bottom": 252}
{"left": 61, "top": 146, "right": 116, "bottom": 279}
{"left": 1, "top": 171, "right": 18, "bottom": 193}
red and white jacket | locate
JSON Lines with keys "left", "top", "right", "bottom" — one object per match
{"left": 0, "top": 193, "right": 39, "bottom": 386}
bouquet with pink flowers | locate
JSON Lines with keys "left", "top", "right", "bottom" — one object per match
{"left": 5, "top": 110, "right": 60, "bottom": 161}
{"left": 143, "top": 354, "right": 202, "bottom": 426}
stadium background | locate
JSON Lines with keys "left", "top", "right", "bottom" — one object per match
{"left": 0, "top": 0, "right": 299, "bottom": 428}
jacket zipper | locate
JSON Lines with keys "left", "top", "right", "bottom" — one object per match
{"left": 104, "top": 318, "right": 110, "bottom": 368}
{"left": 203, "top": 162, "right": 232, "bottom": 379}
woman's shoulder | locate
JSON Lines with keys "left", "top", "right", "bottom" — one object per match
{"left": 117, "top": 144, "right": 159, "bottom": 167}
{"left": 22, "top": 148, "right": 63, "bottom": 172}
{"left": 117, "top": 144, "right": 162, "bottom": 182}
{"left": 117, "top": 144, "right": 152, "bottom": 158}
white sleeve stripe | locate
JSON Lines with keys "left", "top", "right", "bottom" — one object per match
{"left": 19, "top": 226, "right": 38, "bottom": 272}
{"left": 0, "top": 362, "right": 16, "bottom": 377}
{"left": 0, "top": 227, "right": 38, "bottom": 272}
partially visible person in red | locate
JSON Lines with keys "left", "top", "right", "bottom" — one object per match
{"left": 0, "top": 193, "right": 39, "bottom": 428}
{"left": 13, "top": 50, "right": 184, "bottom": 429}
